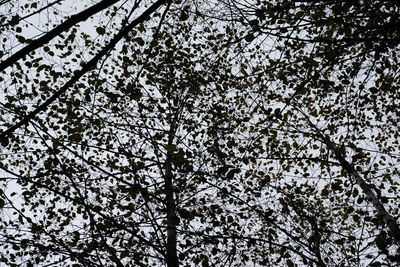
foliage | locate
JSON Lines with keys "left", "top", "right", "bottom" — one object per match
{"left": 0, "top": 0, "right": 399, "bottom": 266}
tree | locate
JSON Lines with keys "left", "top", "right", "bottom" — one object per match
{"left": 0, "top": 1, "right": 257, "bottom": 265}
{"left": 0, "top": 0, "right": 399, "bottom": 266}
{"left": 212, "top": 0, "right": 400, "bottom": 264}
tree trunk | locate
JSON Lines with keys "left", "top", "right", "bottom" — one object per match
{"left": 164, "top": 138, "right": 179, "bottom": 267}
{"left": 320, "top": 133, "right": 400, "bottom": 243}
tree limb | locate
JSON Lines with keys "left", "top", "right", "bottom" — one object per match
{"left": 0, "top": 0, "right": 168, "bottom": 144}
{"left": 0, "top": 0, "right": 121, "bottom": 72}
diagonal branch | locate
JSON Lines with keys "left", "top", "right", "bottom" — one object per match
{"left": 318, "top": 132, "right": 400, "bottom": 243}
{"left": 0, "top": 0, "right": 168, "bottom": 144}
{"left": 0, "top": 0, "right": 121, "bottom": 72}
{"left": 0, "top": 0, "right": 63, "bottom": 27}
{"left": 300, "top": 112, "right": 400, "bottom": 244}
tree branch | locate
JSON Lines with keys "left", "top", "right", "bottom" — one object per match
{"left": 0, "top": 0, "right": 121, "bottom": 72}
{"left": 0, "top": 0, "right": 168, "bottom": 144}
{"left": 302, "top": 115, "right": 400, "bottom": 244}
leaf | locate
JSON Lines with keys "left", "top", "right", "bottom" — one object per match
{"left": 135, "top": 37, "right": 145, "bottom": 46}
{"left": 69, "top": 133, "right": 82, "bottom": 142}
{"left": 244, "top": 33, "right": 255, "bottom": 42}
{"left": 178, "top": 209, "right": 194, "bottom": 220}
{"left": 16, "top": 35, "right": 26, "bottom": 43}
{"left": 0, "top": 137, "right": 9, "bottom": 148}
{"left": 287, "top": 259, "right": 295, "bottom": 267}
{"left": 226, "top": 168, "right": 240, "bottom": 179}
{"left": 375, "top": 232, "right": 388, "bottom": 250}
{"left": 179, "top": 11, "right": 189, "bottom": 21}
{"left": 52, "top": 139, "right": 61, "bottom": 149}
{"left": 96, "top": 27, "right": 106, "bottom": 35}
{"left": 9, "top": 15, "right": 20, "bottom": 26}
{"left": 20, "top": 239, "right": 29, "bottom": 249}
{"left": 121, "top": 250, "right": 130, "bottom": 259}
{"left": 165, "top": 144, "right": 176, "bottom": 152}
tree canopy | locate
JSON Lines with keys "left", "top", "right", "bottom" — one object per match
{"left": 0, "top": 0, "right": 399, "bottom": 266}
